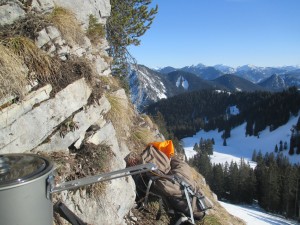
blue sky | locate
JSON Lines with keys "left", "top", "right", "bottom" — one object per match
{"left": 128, "top": 0, "right": 300, "bottom": 69}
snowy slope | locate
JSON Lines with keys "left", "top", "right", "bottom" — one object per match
{"left": 182, "top": 115, "right": 300, "bottom": 166}
{"left": 129, "top": 65, "right": 167, "bottom": 111}
{"left": 220, "top": 201, "right": 298, "bottom": 225}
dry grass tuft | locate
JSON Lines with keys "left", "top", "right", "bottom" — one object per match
{"left": 1, "top": 36, "right": 60, "bottom": 83}
{"left": 0, "top": 43, "right": 28, "bottom": 99}
{"left": 106, "top": 93, "right": 134, "bottom": 137}
{"left": 1, "top": 35, "right": 94, "bottom": 97}
{"left": 132, "top": 127, "right": 156, "bottom": 147}
{"left": 48, "top": 7, "right": 85, "bottom": 45}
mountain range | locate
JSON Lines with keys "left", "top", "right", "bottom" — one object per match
{"left": 129, "top": 63, "right": 300, "bottom": 111}
{"left": 157, "top": 64, "right": 300, "bottom": 83}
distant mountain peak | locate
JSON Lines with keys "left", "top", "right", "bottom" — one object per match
{"left": 258, "top": 74, "right": 286, "bottom": 91}
{"left": 237, "top": 64, "right": 260, "bottom": 71}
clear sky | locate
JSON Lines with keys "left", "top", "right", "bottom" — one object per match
{"left": 128, "top": 0, "right": 300, "bottom": 69}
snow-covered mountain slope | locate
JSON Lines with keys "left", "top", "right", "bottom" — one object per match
{"left": 182, "top": 114, "right": 300, "bottom": 165}
{"left": 214, "top": 64, "right": 236, "bottom": 74}
{"left": 128, "top": 65, "right": 168, "bottom": 111}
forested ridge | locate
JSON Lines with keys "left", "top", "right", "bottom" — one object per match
{"left": 189, "top": 139, "right": 300, "bottom": 219}
{"left": 146, "top": 87, "right": 300, "bottom": 139}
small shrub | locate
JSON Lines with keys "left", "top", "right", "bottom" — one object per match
{"left": 87, "top": 14, "right": 105, "bottom": 44}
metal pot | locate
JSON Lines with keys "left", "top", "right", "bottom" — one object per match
{"left": 0, "top": 153, "right": 156, "bottom": 225}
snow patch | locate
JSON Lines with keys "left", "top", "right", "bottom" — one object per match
{"left": 228, "top": 105, "right": 240, "bottom": 116}
{"left": 182, "top": 115, "right": 300, "bottom": 165}
{"left": 176, "top": 76, "right": 181, "bottom": 87}
{"left": 182, "top": 79, "right": 189, "bottom": 90}
{"left": 220, "top": 201, "right": 298, "bottom": 225}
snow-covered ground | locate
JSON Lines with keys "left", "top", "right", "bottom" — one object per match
{"left": 219, "top": 201, "right": 299, "bottom": 225}
{"left": 182, "top": 115, "right": 300, "bottom": 166}
{"left": 182, "top": 115, "right": 300, "bottom": 224}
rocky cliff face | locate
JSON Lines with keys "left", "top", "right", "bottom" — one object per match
{"left": 0, "top": 1, "right": 244, "bottom": 224}
{"left": 0, "top": 1, "right": 159, "bottom": 224}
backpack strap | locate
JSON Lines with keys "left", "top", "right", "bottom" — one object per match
{"left": 183, "top": 185, "right": 195, "bottom": 224}
{"left": 144, "top": 178, "right": 154, "bottom": 206}
{"left": 143, "top": 171, "right": 174, "bottom": 206}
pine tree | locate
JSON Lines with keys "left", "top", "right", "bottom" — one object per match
{"left": 190, "top": 151, "right": 213, "bottom": 183}
{"left": 211, "top": 164, "right": 225, "bottom": 198}
{"left": 252, "top": 149, "right": 257, "bottom": 161}
{"left": 199, "top": 137, "right": 204, "bottom": 150}
{"left": 274, "top": 144, "right": 279, "bottom": 153}
{"left": 246, "top": 120, "right": 254, "bottom": 136}
{"left": 107, "top": 0, "right": 158, "bottom": 75}
{"left": 227, "top": 161, "right": 239, "bottom": 202}
{"left": 204, "top": 139, "right": 214, "bottom": 155}
{"left": 279, "top": 140, "right": 283, "bottom": 152}
{"left": 256, "top": 150, "right": 263, "bottom": 163}
{"left": 289, "top": 128, "right": 296, "bottom": 155}
{"left": 223, "top": 138, "right": 227, "bottom": 146}
{"left": 193, "top": 143, "right": 200, "bottom": 152}
{"left": 211, "top": 138, "right": 215, "bottom": 145}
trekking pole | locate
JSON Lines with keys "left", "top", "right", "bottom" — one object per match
{"left": 50, "top": 163, "right": 157, "bottom": 194}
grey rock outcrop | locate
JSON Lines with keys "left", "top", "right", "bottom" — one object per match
{"left": 0, "top": 1, "right": 139, "bottom": 224}
{"left": 0, "top": 1, "right": 26, "bottom": 25}
{"left": 52, "top": 0, "right": 111, "bottom": 29}
{"left": 0, "top": 78, "right": 92, "bottom": 153}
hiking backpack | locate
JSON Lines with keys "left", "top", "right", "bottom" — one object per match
{"left": 136, "top": 144, "right": 213, "bottom": 224}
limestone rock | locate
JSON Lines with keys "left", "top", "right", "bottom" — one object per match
{"left": 52, "top": 0, "right": 111, "bottom": 29}
{"left": 31, "top": 0, "right": 55, "bottom": 13}
{"left": 0, "top": 2, "right": 25, "bottom": 26}
{"left": 87, "top": 122, "right": 122, "bottom": 163}
{"left": 34, "top": 96, "right": 111, "bottom": 153}
{"left": 0, "top": 78, "right": 91, "bottom": 153}
{"left": 60, "top": 120, "right": 136, "bottom": 225}
{"left": 36, "top": 28, "right": 51, "bottom": 48}
{"left": 60, "top": 164, "right": 136, "bottom": 225}
{"left": 0, "top": 85, "right": 52, "bottom": 130}
{"left": 94, "top": 55, "right": 110, "bottom": 75}
{"left": 119, "top": 141, "right": 131, "bottom": 159}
